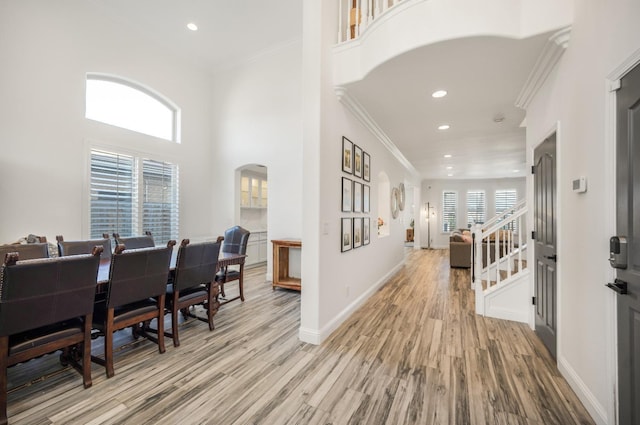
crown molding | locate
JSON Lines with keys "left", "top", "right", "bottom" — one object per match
{"left": 335, "top": 87, "right": 420, "bottom": 178}
{"left": 515, "top": 26, "right": 572, "bottom": 109}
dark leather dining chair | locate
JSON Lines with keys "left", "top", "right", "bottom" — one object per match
{"left": 162, "top": 239, "right": 221, "bottom": 347}
{"left": 215, "top": 226, "right": 250, "bottom": 302}
{"left": 57, "top": 234, "right": 112, "bottom": 260}
{"left": 0, "top": 243, "right": 49, "bottom": 261}
{"left": 112, "top": 231, "right": 155, "bottom": 250}
{"left": 91, "top": 241, "right": 175, "bottom": 378}
{"left": 0, "top": 248, "right": 102, "bottom": 425}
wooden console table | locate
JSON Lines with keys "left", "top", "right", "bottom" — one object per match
{"left": 271, "top": 239, "right": 302, "bottom": 291}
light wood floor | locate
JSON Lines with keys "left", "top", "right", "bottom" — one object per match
{"left": 7, "top": 249, "right": 594, "bottom": 424}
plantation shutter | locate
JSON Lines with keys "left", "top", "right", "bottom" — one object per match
{"left": 90, "top": 150, "right": 138, "bottom": 238}
{"left": 142, "top": 159, "right": 179, "bottom": 243}
{"left": 495, "top": 189, "right": 518, "bottom": 230}
{"left": 442, "top": 191, "right": 457, "bottom": 232}
{"left": 467, "top": 190, "right": 486, "bottom": 226}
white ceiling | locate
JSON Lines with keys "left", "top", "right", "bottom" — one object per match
{"left": 88, "top": 1, "right": 548, "bottom": 181}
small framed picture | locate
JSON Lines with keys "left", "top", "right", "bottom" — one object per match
{"left": 363, "top": 217, "right": 370, "bottom": 245}
{"left": 353, "top": 217, "right": 363, "bottom": 248}
{"left": 342, "top": 177, "right": 352, "bottom": 212}
{"left": 342, "top": 137, "right": 353, "bottom": 174}
{"left": 363, "top": 152, "right": 370, "bottom": 182}
{"left": 363, "top": 184, "right": 370, "bottom": 213}
{"left": 354, "top": 145, "right": 363, "bottom": 178}
{"left": 353, "top": 181, "right": 362, "bottom": 213}
{"left": 341, "top": 218, "right": 352, "bottom": 252}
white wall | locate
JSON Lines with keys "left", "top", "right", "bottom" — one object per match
{"left": 420, "top": 178, "right": 526, "bottom": 248}
{"left": 300, "top": 0, "right": 420, "bottom": 344}
{"left": 209, "top": 40, "right": 303, "bottom": 279}
{"left": 525, "top": 0, "right": 640, "bottom": 423}
{"left": 0, "top": 1, "right": 214, "bottom": 243}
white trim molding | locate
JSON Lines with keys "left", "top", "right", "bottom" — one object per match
{"left": 335, "top": 86, "right": 420, "bottom": 178}
{"left": 515, "top": 27, "right": 572, "bottom": 109}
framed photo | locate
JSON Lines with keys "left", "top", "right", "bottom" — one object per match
{"left": 342, "top": 177, "right": 352, "bottom": 212}
{"left": 341, "top": 218, "right": 352, "bottom": 252}
{"left": 353, "top": 217, "right": 363, "bottom": 248}
{"left": 363, "top": 152, "right": 370, "bottom": 182}
{"left": 354, "top": 144, "right": 363, "bottom": 178}
{"left": 363, "top": 184, "right": 370, "bottom": 213}
{"left": 353, "top": 181, "right": 362, "bottom": 213}
{"left": 363, "top": 217, "right": 370, "bottom": 245}
{"left": 342, "top": 137, "right": 353, "bottom": 174}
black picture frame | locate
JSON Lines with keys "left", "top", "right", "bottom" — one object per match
{"left": 353, "top": 144, "right": 363, "bottom": 178}
{"left": 353, "top": 217, "right": 363, "bottom": 248}
{"left": 363, "top": 184, "right": 370, "bottom": 213}
{"left": 353, "top": 181, "right": 362, "bottom": 213}
{"left": 341, "top": 218, "right": 352, "bottom": 252}
{"left": 342, "top": 137, "right": 353, "bottom": 174}
{"left": 363, "top": 152, "right": 370, "bottom": 182}
{"left": 342, "top": 177, "right": 352, "bottom": 212}
{"left": 363, "top": 217, "right": 370, "bottom": 245}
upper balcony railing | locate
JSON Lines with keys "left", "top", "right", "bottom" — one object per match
{"left": 337, "top": 0, "right": 406, "bottom": 43}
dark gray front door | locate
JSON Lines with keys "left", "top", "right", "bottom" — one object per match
{"left": 534, "top": 133, "right": 557, "bottom": 358}
{"left": 613, "top": 61, "right": 640, "bottom": 425}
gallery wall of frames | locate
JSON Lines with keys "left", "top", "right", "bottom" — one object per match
{"left": 340, "top": 136, "right": 371, "bottom": 252}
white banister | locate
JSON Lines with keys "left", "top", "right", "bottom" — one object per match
{"left": 337, "top": 0, "right": 406, "bottom": 44}
{"left": 338, "top": 0, "right": 343, "bottom": 43}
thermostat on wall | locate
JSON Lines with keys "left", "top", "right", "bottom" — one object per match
{"left": 572, "top": 176, "right": 587, "bottom": 193}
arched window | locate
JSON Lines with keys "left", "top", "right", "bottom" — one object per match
{"left": 85, "top": 74, "right": 180, "bottom": 142}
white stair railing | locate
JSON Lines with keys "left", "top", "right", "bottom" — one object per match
{"left": 337, "top": 0, "right": 406, "bottom": 43}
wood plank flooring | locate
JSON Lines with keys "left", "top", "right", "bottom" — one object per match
{"left": 6, "top": 249, "right": 594, "bottom": 424}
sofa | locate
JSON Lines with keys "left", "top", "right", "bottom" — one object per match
{"left": 449, "top": 229, "right": 472, "bottom": 268}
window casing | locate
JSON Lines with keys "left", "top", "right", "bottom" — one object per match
{"left": 442, "top": 191, "right": 458, "bottom": 233}
{"left": 90, "top": 149, "right": 179, "bottom": 242}
{"left": 85, "top": 74, "right": 180, "bottom": 142}
{"left": 467, "top": 190, "right": 486, "bottom": 226}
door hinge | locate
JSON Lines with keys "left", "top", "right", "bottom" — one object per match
{"left": 532, "top": 296, "right": 536, "bottom": 305}
{"left": 531, "top": 231, "right": 536, "bottom": 240}
{"left": 531, "top": 165, "right": 536, "bottom": 175}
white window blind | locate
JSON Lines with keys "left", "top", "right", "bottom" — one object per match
{"left": 90, "top": 149, "right": 179, "bottom": 242}
{"left": 467, "top": 190, "right": 486, "bottom": 226}
{"left": 495, "top": 189, "right": 518, "bottom": 230}
{"left": 442, "top": 191, "right": 458, "bottom": 232}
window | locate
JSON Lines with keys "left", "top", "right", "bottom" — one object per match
{"left": 85, "top": 74, "right": 180, "bottom": 142}
{"left": 90, "top": 149, "right": 179, "bottom": 242}
{"left": 495, "top": 189, "right": 518, "bottom": 230}
{"left": 442, "top": 191, "right": 457, "bottom": 232}
{"left": 466, "top": 190, "right": 486, "bottom": 226}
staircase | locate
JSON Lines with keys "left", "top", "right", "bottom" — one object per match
{"left": 472, "top": 200, "right": 530, "bottom": 323}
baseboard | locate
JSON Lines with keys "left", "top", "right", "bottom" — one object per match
{"left": 558, "top": 354, "right": 610, "bottom": 425}
{"left": 299, "top": 258, "right": 405, "bottom": 345}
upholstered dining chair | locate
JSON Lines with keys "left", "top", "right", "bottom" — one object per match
{"left": 0, "top": 248, "right": 102, "bottom": 425}
{"left": 91, "top": 241, "right": 175, "bottom": 378}
{"left": 112, "top": 231, "right": 155, "bottom": 250}
{"left": 161, "top": 239, "right": 221, "bottom": 347}
{"left": 215, "top": 226, "right": 250, "bottom": 302}
{"left": 56, "top": 234, "right": 112, "bottom": 260}
{"left": 0, "top": 242, "right": 49, "bottom": 261}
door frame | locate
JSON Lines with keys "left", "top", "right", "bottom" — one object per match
{"left": 606, "top": 48, "right": 640, "bottom": 425}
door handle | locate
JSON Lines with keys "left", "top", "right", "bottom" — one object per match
{"left": 544, "top": 254, "right": 557, "bottom": 261}
{"left": 606, "top": 279, "right": 628, "bottom": 295}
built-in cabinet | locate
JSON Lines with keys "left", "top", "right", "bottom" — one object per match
{"left": 241, "top": 174, "right": 267, "bottom": 209}
{"left": 245, "top": 231, "right": 268, "bottom": 267}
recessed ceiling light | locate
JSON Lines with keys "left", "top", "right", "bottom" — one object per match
{"left": 513, "top": 169, "right": 520, "bottom": 173}
{"left": 432, "top": 90, "right": 447, "bottom": 98}
{"left": 438, "top": 124, "right": 450, "bottom": 130}
{"left": 446, "top": 166, "right": 453, "bottom": 170}
{"left": 187, "top": 22, "right": 198, "bottom": 31}
{"left": 444, "top": 154, "right": 452, "bottom": 158}
{"left": 448, "top": 173, "right": 454, "bottom": 177}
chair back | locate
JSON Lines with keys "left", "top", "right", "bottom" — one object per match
{"left": 173, "top": 239, "right": 221, "bottom": 292}
{"left": 222, "top": 226, "right": 250, "bottom": 255}
{"left": 106, "top": 241, "right": 175, "bottom": 309}
{"left": 0, "top": 248, "right": 102, "bottom": 337}
{"left": 57, "top": 234, "right": 111, "bottom": 260}
{"left": 0, "top": 243, "right": 49, "bottom": 261}
{"left": 113, "top": 231, "right": 155, "bottom": 250}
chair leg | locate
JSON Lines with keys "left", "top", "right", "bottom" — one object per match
{"left": 171, "top": 295, "right": 180, "bottom": 348}
{"left": 82, "top": 314, "right": 93, "bottom": 388}
{"left": 0, "top": 337, "right": 9, "bottom": 425}
{"left": 105, "top": 309, "right": 115, "bottom": 378}
{"left": 206, "top": 285, "right": 215, "bottom": 331}
{"left": 157, "top": 295, "right": 166, "bottom": 354}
